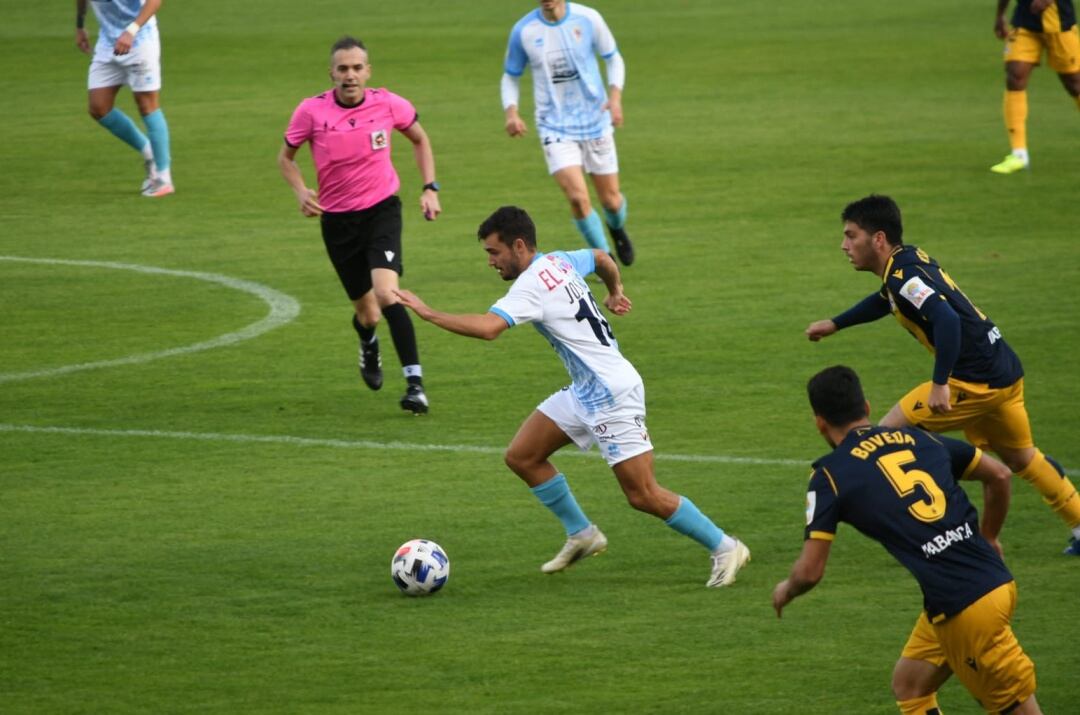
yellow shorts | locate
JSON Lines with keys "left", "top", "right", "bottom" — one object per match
{"left": 898, "top": 377, "right": 1033, "bottom": 451}
{"left": 901, "top": 582, "right": 1036, "bottom": 713}
{"left": 1004, "top": 26, "right": 1080, "bottom": 74}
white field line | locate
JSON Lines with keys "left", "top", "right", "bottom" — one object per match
{"left": 0, "top": 256, "right": 301, "bottom": 384}
{"left": 0, "top": 423, "right": 807, "bottom": 466}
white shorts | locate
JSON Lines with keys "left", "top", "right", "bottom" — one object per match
{"left": 541, "top": 133, "right": 619, "bottom": 176}
{"left": 88, "top": 32, "right": 162, "bottom": 92}
{"left": 537, "top": 383, "right": 653, "bottom": 466}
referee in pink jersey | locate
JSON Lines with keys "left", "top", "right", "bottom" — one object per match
{"left": 278, "top": 36, "right": 441, "bottom": 414}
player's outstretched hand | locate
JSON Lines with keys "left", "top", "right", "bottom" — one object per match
{"left": 393, "top": 289, "right": 429, "bottom": 318}
{"left": 604, "top": 292, "right": 632, "bottom": 316}
{"left": 805, "top": 319, "right": 837, "bottom": 342}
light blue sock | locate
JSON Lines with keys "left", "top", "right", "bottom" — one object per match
{"left": 572, "top": 210, "right": 611, "bottom": 252}
{"left": 601, "top": 195, "right": 627, "bottom": 230}
{"left": 530, "top": 474, "right": 591, "bottom": 536}
{"left": 141, "top": 109, "right": 171, "bottom": 171}
{"left": 665, "top": 496, "right": 725, "bottom": 551}
{"left": 98, "top": 108, "right": 150, "bottom": 153}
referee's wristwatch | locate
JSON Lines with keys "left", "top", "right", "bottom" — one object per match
{"left": 422, "top": 181, "right": 440, "bottom": 193}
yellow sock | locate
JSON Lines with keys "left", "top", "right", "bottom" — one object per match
{"left": 897, "top": 693, "right": 942, "bottom": 714}
{"left": 1004, "top": 90, "right": 1028, "bottom": 150}
{"left": 1018, "top": 450, "right": 1080, "bottom": 528}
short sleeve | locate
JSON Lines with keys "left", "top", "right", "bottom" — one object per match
{"left": 938, "top": 434, "right": 981, "bottom": 480}
{"left": 558, "top": 249, "right": 596, "bottom": 278}
{"left": 490, "top": 278, "right": 543, "bottom": 327}
{"left": 804, "top": 468, "right": 840, "bottom": 542}
{"left": 589, "top": 11, "right": 618, "bottom": 59}
{"left": 386, "top": 91, "right": 418, "bottom": 131}
{"left": 504, "top": 22, "right": 528, "bottom": 76}
{"left": 284, "top": 101, "right": 312, "bottom": 148}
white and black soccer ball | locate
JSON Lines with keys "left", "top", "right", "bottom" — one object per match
{"left": 391, "top": 539, "right": 450, "bottom": 596}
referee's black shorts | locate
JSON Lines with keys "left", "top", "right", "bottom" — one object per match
{"left": 319, "top": 195, "right": 403, "bottom": 300}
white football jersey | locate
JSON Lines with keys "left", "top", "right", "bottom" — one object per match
{"left": 89, "top": 0, "right": 158, "bottom": 52}
{"left": 503, "top": 3, "right": 618, "bottom": 140}
{"left": 490, "top": 250, "right": 641, "bottom": 414}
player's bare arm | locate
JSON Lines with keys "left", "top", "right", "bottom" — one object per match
{"left": 805, "top": 319, "right": 838, "bottom": 341}
{"left": 963, "top": 451, "right": 1012, "bottom": 556}
{"left": 604, "top": 87, "right": 624, "bottom": 128}
{"left": 772, "top": 538, "right": 831, "bottom": 617}
{"left": 277, "top": 143, "right": 322, "bottom": 217}
{"left": 113, "top": 0, "right": 161, "bottom": 55}
{"left": 400, "top": 121, "right": 441, "bottom": 221}
{"left": 394, "top": 289, "right": 510, "bottom": 341}
{"left": 592, "top": 250, "right": 631, "bottom": 315}
{"left": 995, "top": 0, "right": 1011, "bottom": 38}
{"left": 75, "top": 0, "right": 91, "bottom": 53}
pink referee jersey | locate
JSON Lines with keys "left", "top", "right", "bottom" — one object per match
{"left": 284, "top": 88, "right": 418, "bottom": 213}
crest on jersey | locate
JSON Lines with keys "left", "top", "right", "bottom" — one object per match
{"left": 899, "top": 276, "right": 935, "bottom": 309}
{"left": 370, "top": 129, "right": 388, "bottom": 150}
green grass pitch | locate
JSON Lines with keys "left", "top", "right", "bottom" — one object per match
{"left": 1, "top": 1, "right": 1078, "bottom": 712}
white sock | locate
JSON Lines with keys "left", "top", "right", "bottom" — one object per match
{"left": 713, "top": 534, "right": 738, "bottom": 554}
{"left": 157, "top": 168, "right": 173, "bottom": 185}
{"left": 140, "top": 143, "right": 154, "bottom": 161}
{"left": 1071, "top": 525, "right": 1080, "bottom": 540}
{"left": 1012, "top": 148, "right": 1029, "bottom": 164}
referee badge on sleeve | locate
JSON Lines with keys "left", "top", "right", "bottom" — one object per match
{"left": 805, "top": 491, "right": 817, "bottom": 525}
{"left": 370, "top": 130, "right": 388, "bottom": 150}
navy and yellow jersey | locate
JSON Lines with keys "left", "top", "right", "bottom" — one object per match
{"left": 879, "top": 245, "right": 1023, "bottom": 388}
{"left": 1012, "top": 0, "right": 1076, "bottom": 32}
{"left": 805, "top": 425, "right": 1013, "bottom": 622}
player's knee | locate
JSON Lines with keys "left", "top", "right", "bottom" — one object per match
{"left": 372, "top": 286, "right": 397, "bottom": 309}
{"left": 355, "top": 306, "right": 381, "bottom": 327}
{"left": 567, "top": 192, "right": 592, "bottom": 216}
{"left": 503, "top": 447, "right": 531, "bottom": 477}
{"left": 623, "top": 486, "right": 660, "bottom": 516}
{"left": 88, "top": 104, "right": 108, "bottom": 121}
{"left": 1005, "top": 69, "right": 1029, "bottom": 91}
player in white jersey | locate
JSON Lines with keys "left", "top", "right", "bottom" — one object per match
{"left": 501, "top": 1, "right": 635, "bottom": 266}
{"left": 75, "top": 0, "right": 174, "bottom": 197}
{"left": 394, "top": 206, "right": 750, "bottom": 588}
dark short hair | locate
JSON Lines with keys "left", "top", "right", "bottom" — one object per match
{"left": 330, "top": 36, "right": 366, "bottom": 61}
{"left": 477, "top": 206, "right": 537, "bottom": 249}
{"left": 807, "top": 365, "right": 869, "bottom": 427}
{"left": 841, "top": 194, "right": 903, "bottom": 246}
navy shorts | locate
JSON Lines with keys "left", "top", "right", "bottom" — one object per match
{"left": 319, "top": 195, "right": 403, "bottom": 300}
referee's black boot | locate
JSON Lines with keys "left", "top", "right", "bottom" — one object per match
{"left": 358, "top": 338, "right": 383, "bottom": 391}
{"left": 400, "top": 383, "right": 429, "bottom": 415}
{"left": 609, "top": 226, "right": 635, "bottom": 266}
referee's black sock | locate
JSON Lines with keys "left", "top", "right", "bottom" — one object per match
{"left": 352, "top": 314, "right": 376, "bottom": 344}
{"left": 382, "top": 303, "right": 421, "bottom": 382}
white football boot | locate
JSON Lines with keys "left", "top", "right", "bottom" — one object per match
{"left": 541, "top": 525, "right": 608, "bottom": 573}
{"left": 706, "top": 538, "right": 750, "bottom": 588}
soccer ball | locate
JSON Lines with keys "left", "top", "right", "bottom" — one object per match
{"left": 391, "top": 539, "right": 450, "bottom": 596}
